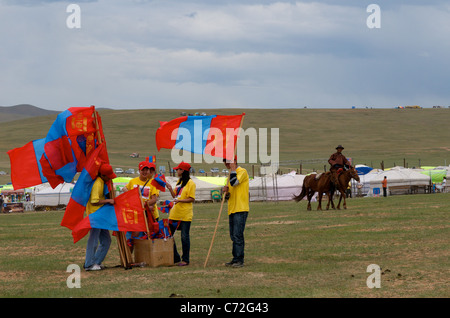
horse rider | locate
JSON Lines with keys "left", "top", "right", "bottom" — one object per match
{"left": 328, "top": 145, "right": 351, "bottom": 186}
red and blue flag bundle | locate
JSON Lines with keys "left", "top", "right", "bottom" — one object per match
{"left": 7, "top": 106, "right": 105, "bottom": 189}
{"left": 155, "top": 114, "right": 245, "bottom": 160}
{"left": 158, "top": 200, "right": 174, "bottom": 214}
{"left": 71, "top": 187, "right": 146, "bottom": 243}
{"left": 146, "top": 155, "right": 156, "bottom": 163}
{"left": 126, "top": 218, "right": 172, "bottom": 247}
{"left": 60, "top": 143, "right": 109, "bottom": 230}
{"left": 151, "top": 174, "right": 166, "bottom": 192}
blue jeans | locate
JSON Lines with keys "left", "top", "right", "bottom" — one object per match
{"left": 84, "top": 228, "right": 111, "bottom": 268}
{"left": 170, "top": 221, "right": 191, "bottom": 264}
{"left": 229, "top": 212, "right": 248, "bottom": 263}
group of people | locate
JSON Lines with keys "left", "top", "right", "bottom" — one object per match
{"left": 87, "top": 143, "right": 443, "bottom": 270}
{"left": 83, "top": 157, "right": 250, "bottom": 271}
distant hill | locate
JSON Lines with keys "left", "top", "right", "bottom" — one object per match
{"left": 0, "top": 104, "right": 59, "bottom": 123}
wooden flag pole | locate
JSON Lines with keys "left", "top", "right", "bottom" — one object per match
{"left": 139, "top": 193, "right": 151, "bottom": 240}
{"left": 203, "top": 113, "right": 245, "bottom": 268}
{"left": 93, "top": 108, "right": 104, "bottom": 145}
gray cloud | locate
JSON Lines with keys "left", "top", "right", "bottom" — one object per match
{"left": 1, "top": 0, "right": 449, "bottom": 110}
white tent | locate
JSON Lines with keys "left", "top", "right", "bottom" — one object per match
{"left": 249, "top": 171, "right": 305, "bottom": 201}
{"left": 33, "top": 182, "right": 75, "bottom": 207}
{"left": 156, "top": 176, "right": 223, "bottom": 202}
{"left": 367, "top": 167, "right": 430, "bottom": 196}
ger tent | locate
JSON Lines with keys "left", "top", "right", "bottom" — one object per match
{"left": 355, "top": 164, "right": 373, "bottom": 175}
{"left": 249, "top": 171, "right": 305, "bottom": 201}
{"left": 157, "top": 176, "right": 223, "bottom": 202}
{"left": 367, "top": 167, "right": 430, "bottom": 196}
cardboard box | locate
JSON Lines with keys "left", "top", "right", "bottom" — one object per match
{"left": 133, "top": 238, "right": 174, "bottom": 267}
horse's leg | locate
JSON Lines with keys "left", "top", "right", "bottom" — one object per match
{"left": 317, "top": 192, "right": 323, "bottom": 210}
{"left": 337, "top": 192, "right": 343, "bottom": 210}
{"left": 342, "top": 190, "right": 347, "bottom": 209}
{"left": 331, "top": 192, "right": 336, "bottom": 210}
{"left": 329, "top": 183, "right": 336, "bottom": 210}
{"left": 306, "top": 189, "right": 312, "bottom": 211}
{"left": 326, "top": 190, "right": 332, "bottom": 210}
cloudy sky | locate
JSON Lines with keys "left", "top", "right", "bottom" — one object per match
{"left": 1, "top": 0, "right": 449, "bottom": 111}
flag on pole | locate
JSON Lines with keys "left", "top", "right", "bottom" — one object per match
{"left": 151, "top": 174, "right": 166, "bottom": 192}
{"left": 146, "top": 155, "right": 156, "bottom": 163}
{"left": 71, "top": 187, "right": 146, "bottom": 243}
{"left": 155, "top": 114, "right": 245, "bottom": 160}
{"left": 7, "top": 106, "right": 105, "bottom": 189}
{"left": 7, "top": 138, "right": 48, "bottom": 190}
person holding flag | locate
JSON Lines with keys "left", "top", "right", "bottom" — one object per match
{"left": 166, "top": 162, "right": 196, "bottom": 266}
{"left": 84, "top": 163, "right": 116, "bottom": 271}
{"left": 223, "top": 157, "right": 249, "bottom": 268}
{"left": 122, "top": 160, "right": 160, "bottom": 221}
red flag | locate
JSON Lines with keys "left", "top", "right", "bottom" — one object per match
{"left": 7, "top": 106, "right": 106, "bottom": 189}
{"left": 7, "top": 139, "right": 46, "bottom": 190}
{"left": 151, "top": 174, "right": 166, "bottom": 192}
{"left": 71, "top": 187, "right": 146, "bottom": 243}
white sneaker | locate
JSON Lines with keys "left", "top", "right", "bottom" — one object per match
{"left": 85, "top": 264, "right": 102, "bottom": 271}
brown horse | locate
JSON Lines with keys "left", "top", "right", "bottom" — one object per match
{"left": 332, "top": 166, "right": 360, "bottom": 210}
{"left": 293, "top": 172, "right": 336, "bottom": 211}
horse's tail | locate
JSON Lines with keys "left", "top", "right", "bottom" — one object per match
{"left": 293, "top": 180, "right": 308, "bottom": 202}
{"left": 293, "top": 188, "right": 306, "bottom": 202}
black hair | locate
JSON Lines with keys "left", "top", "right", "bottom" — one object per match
{"left": 176, "top": 170, "right": 191, "bottom": 188}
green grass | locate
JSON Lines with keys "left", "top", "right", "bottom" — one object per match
{"left": 1, "top": 194, "right": 449, "bottom": 298}
{"left": 1, "top": 108, "right": 450, "bottom": 185}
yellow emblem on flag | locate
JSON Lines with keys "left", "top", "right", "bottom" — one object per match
{"left": 71, "top": 113, "right": 89, "bottom": 133}
{"left": 122, "top": 203, "right": 139, "bottom": 225}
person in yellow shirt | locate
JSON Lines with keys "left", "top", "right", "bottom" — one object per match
{"left": 122, "top": 161, "right": 160, "bottom": 221}
{"left": 84, "top": 163, "right": 116, "bottom": 271}
{"left": 223, "top": 158, "right": 249, "bottom": 268}
{"left": 166, "top": 161, "right": 196, "bottom": 266}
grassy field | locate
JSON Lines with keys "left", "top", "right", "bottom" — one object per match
{"left": 1, "top": 108, "right": 450, "bottom": 184}
{"left": 1, "top": 194, "right": 448, "bottom": 298}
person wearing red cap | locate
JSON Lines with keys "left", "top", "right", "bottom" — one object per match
{"left": 123, "top": 160, "right": 160, "bottom": 221}
{"left": 84, "top": 163, "right": 116, "bottom": 271}
{"left": 166, "top": 161, "right": 196, "bottom": 266}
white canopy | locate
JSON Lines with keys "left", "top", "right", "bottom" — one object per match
{"left": 366, "top": 167, "right": 430, "bottom": 196}
{"left": 249, "top": 171, "right": 305, "bottom": 201}
{"left": 33, "top": 182, "right": 75, "bottom": 207}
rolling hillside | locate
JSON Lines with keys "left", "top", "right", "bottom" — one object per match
{"left": 0, "top": 104, "right": 59, "bottom": 123}
{"left": 1, "top": 107, "right": 450, "bottom": 184}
